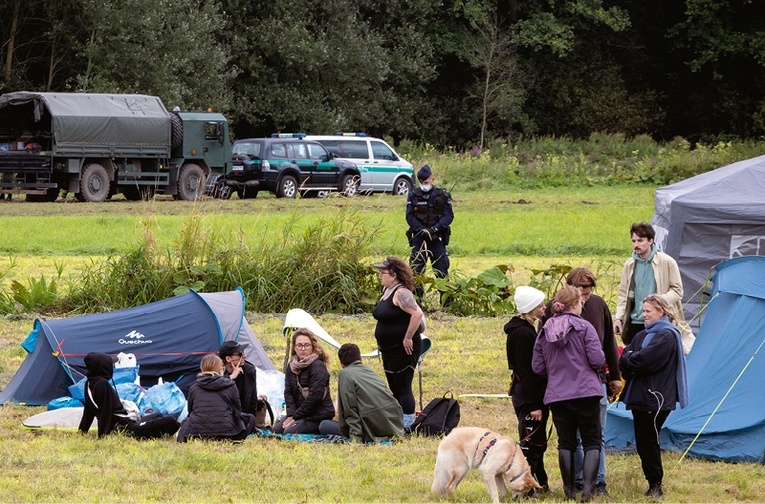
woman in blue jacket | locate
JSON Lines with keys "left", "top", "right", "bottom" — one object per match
{"left": 619, "top": 295, "right": 688, "bottom": 498}
{"left": 532, "top": 285, "right": 606, "bottom": 502}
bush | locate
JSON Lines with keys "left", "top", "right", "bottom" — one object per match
{"left": 63, "top": 207, "right": 381, "bottom": 314}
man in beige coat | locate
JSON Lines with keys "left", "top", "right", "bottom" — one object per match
{"left": 614, "top": 222, "right": 695, "bottom": 354}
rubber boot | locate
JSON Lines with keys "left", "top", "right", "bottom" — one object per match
{"left": 402, "top": 413, "right": 415, "bottom": 430}
{"left": 558, "top": 449, "right": 576, "bottom": 500}
{"left": 580, "top": 450, "right": 600, "bottom": 502}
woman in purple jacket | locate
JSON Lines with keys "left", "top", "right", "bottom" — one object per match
{"left": 532, "top": 285, "right": 606, "bottom": 502}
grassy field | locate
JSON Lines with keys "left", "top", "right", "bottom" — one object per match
{"left": 1, "top": 186, "right": 762, "bottom": 502}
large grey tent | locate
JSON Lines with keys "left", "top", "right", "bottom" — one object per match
{"left": 651, "top": 154, "right": 765, "bottom": 329}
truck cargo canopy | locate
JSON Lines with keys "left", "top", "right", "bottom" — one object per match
{"left": 0, "top": 92, "right": 171, "bottom": 148}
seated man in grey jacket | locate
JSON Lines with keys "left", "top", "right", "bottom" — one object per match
{"left": 319, "top": 344, "right": 404, "bottom": 443}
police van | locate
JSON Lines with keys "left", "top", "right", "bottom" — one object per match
{"left": 303, "top": 133, "right": 414, "bottom": 195}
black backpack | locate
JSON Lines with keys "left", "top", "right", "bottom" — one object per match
{"left": 408, "top": 392, "right": 460, "bottom": 436}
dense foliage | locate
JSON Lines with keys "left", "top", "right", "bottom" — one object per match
{"left": 2, "top": 0, "right": 764, "bottom": 146}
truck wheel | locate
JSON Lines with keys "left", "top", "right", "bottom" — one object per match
{"left": 170, "top": 113, "right": 183, "bottom": 151}
{"left": 177, "top": 163, "right": 205, "bottom": 201}
{"left": 215, "top": 182, "right": 232, "bottom": 199}
{"left": 79, "top": 163, "right": 111, "bottom": 202}
{"left": 341, "top": 174, "right": 360, "bottom": 197}
{"left": 277, "top": 175, "right": 297, "bottom": 198}
{"left": 393, "top": 177, "right": 412, "bottom": 195}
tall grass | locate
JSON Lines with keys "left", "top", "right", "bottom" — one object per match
{"left": 64, "top": 207, "right": 381, "bottom": 314}
{"left": 395, "top": 133, "right": 764, "bottom": 188}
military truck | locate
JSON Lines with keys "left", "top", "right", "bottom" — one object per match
{"left": 0, "top": 92, "right": 232, "bottom": 202}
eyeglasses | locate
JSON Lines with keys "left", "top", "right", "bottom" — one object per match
{"left": 295, "top": 343, "right": 313, "bottom": 349}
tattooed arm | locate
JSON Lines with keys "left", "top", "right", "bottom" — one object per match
{"left": 393, "top": 287, "right": 424, "bottom": 355}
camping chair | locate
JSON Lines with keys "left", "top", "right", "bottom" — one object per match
{"left": 281, "top": 308, "right": 432, "bottom": 409}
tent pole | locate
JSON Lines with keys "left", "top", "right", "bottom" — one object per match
{"left": 679, "top": 334, "right": 765, "bottom": 462}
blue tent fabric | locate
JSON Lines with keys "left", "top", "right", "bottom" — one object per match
{"left": 1, "top": 289, "right": 276, "bottom": 406}
{"left": 605, "top": 256, "right": 765, "bottom": 463}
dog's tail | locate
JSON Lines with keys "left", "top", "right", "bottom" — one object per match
{"left": 431, "top": 450, "right": 450, "bottom": 496}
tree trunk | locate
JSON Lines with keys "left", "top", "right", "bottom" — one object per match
{"left": 4, "top": 0, "right": 21, "bottom": 81}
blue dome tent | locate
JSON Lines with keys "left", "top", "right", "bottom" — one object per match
{"left": 0, "top": 288, "right": 276, "bottom": 406}
{"left": 606, "top": 256, "right": 765, "bottom": 463}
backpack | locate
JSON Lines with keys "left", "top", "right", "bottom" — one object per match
{"left": 408, "top": 392, "right": 460, "bottom": 436}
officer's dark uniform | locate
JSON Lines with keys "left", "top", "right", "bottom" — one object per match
{"left": 405, "top": 165, "right": 454, "bottom": 292}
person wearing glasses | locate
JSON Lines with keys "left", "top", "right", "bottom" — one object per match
{"left": 274, "top": 328, "right": 335, "bottom": 434}
{"left": 541, "top": 267, "right": 622, "bottom": 496}
{"left": 372, "top": 256, "right": 425, "bottom": 430}
{"left": 219, "top": 341, "right": 258, "bottom": 417}
{"left": 619, "top": 294, "right": 689, "bottom": 498}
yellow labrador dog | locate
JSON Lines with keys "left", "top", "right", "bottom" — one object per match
{"left": 432, "top": 426, "right": 540, "bottom": 503}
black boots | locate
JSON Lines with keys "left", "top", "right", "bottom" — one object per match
{"left": 580, "top": 450, "right": 600, "bottom": 502}
{"left": 558, "top": 449, "right": 576, "bottom": 500}
{"left": 645, "top": 482, "right": 664, "bottom": 498}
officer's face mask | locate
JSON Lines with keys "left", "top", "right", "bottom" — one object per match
{"left": 419, "top": 183, "right": 432, "bottom": 192}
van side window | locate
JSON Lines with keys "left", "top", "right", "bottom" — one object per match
{"left": 371, "top": 141, "right": 395, "bottom": 161}
{"left": 317, "top": 140, "right": 341, "bottom": 156}
{"left": 341, "top": 141, "right": 370, "bottom": 159}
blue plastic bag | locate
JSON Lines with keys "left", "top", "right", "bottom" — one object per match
{"left": 138, "top": 382, "right": 186, "bottom": 418}
{"left": 47, "top": 396, "right": 84, "bottom": 410}
{"left": 69, "top": 366, "right": 140, "bottom": 402}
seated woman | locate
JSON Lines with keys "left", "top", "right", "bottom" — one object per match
{"left": 177, "top": 354, "right": 257, "bottom": 442}
{"left": 274, "top": 328, "right": 335, "bottom": 434}
{"left": 78, "top": 352, "right": 179, "bottom": 439}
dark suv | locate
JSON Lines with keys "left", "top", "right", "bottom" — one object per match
{"left": 207, "top": 136, "right": 361, "bottom": 199}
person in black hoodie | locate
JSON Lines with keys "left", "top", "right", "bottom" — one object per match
{"left": 78, "top": 352, "right": 179, "bottom": 439}
{"left": 505, "top": 286, "right": 549, "bottom": 494}
{"left": 177, "top": 354, "right": 257, "bottom": 442}
{"left": 274, "top": 328, "right": 335, "bottom": 434}
{"left": 219, "top": 341, "right": 258, "bottom": 416}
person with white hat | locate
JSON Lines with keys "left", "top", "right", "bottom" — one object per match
{"left": 505, "top": 286, "right": 549, "bottom": 495}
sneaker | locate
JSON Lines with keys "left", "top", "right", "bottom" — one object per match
{"left": 594, "top": 482, "right": 608, "bottom": 496}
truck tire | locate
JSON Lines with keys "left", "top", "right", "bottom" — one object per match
{"left": 170, "top": 113, "right": 183, "bottom": 151}
{"left": 177, "top": 163, "right": 205, "bottom": 201}
{"left": 277, "top": 175, "right": 298, "bottom": 198}
{"left": 341, "top": 174, "right": 360, "bottom": 197}
{"left": 393, "top": 176, "right": 412, "bottom": 195}
{"left": 79, "top": 163, "right": 111, "bottom": 202}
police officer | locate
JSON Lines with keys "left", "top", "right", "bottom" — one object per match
{"left": 406, "top": 164, "right": 454, "bottom": 299}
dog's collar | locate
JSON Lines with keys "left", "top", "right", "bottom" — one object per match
{"left": 508, "top": 467, "right": 528, "bottom": 483}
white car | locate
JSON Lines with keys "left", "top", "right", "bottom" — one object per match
{"left": 303, "top": 133, "right": 414, "bottom": 195}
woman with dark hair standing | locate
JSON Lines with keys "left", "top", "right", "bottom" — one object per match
{"left": 274, "top": 328, "right": 336, "bottom": 434}
{"left": 620, "top": 294, "right": 688, "bottom": 498}
{"left": 372, "top": 256, "right": 425, "bottom": 430}
{"left": 532, "top": 285, "right": 606, "bottom": 502}
{"left": 505, "top": 286, "right": 549, "bottom": 493}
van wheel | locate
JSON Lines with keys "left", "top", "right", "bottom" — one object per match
{"left": 277, "top": 175, "right": 297, "bottom": 198}
{"left": 342, "top": 174, "right": 360, "bottom": 196}
{"left": 177, "top": 163, "right": 205, "bottom": 201}
{"left": 393, "top": 177, "right": 412, "bottom": 195}
{"left": 79, "top": 163, "right": 111, "bottom": 202}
